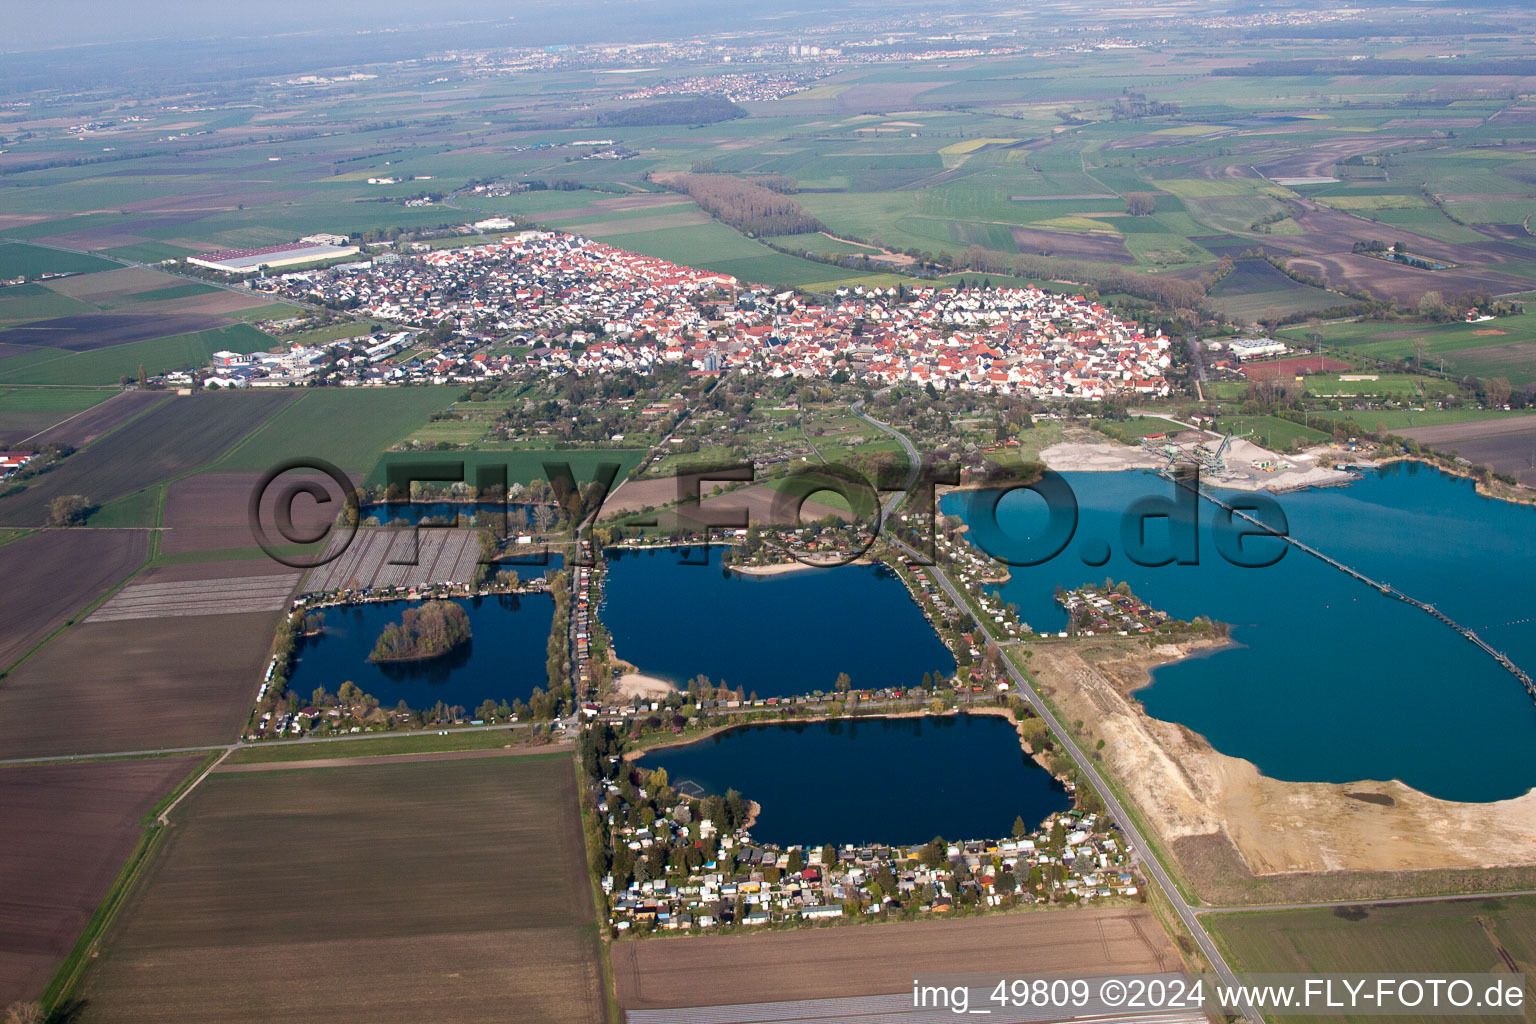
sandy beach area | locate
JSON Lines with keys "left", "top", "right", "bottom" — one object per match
{"left": 1029, "top": 638, "right": 1536, "bottom": 896}
{"left": 730, "top": 561, "right": 817, "bottom": 577}
{"left": 1039, "top": 438, "right": 1359, "bottom": 493}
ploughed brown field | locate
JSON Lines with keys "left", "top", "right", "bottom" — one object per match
{"left": 160, "top": 470, "right": 342, "bottom": 554}
{"left": 22, "top": 389, "right": 167, "bottom": 448}
{"left": 0, "top": 609, "right": 277, "bottom": 758}
{"left": 79, "top": 753, "right": 606, "bottom": 1024}
{"left": 0, "top": 528, "right": 146, "bottom": 671}
{"left": 1011, "top": 226, "right": 1135, "bottom": 264}
{"left": 1401, "top": 418, "right": 1536, "bottom": 487}
{"left": 0, "top": 391, "right": 295, "bottom": 527}
{"left": 0, "top": 756, "right": 200, "bottom": 1006}
{"left": 613, "top": 905, "right": 1182, "bottom": 1011}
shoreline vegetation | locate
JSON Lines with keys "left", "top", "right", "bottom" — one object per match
{"left": 368, "top": 600, "right": 472, "bottom": 663}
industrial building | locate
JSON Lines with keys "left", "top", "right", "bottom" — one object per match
{"left": 188, "top": 240, "right": 359, "bottom": 274}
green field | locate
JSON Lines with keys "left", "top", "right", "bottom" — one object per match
{"left": 0, "top": 324, "right": 275, "bottom": 386}
{"left": 216, "top": 386, "right": 461, "bottom": 475}
{"left": 0, "top": 284, "right": 94, "bottom": 325}
{"left": 1094, "top": 416, "right": 1190, "bottom": 443}
{"left": 1303, "top": 373, "right": 1461, "bottom": 399}
{"left": 1210, "top": 898, "right": 1536, "bottom": 1024}
{"left": 1212, "top": 414, "right": 1330, "bottom": 450}
{"left": 0, "top": 241, "right": 120, "bottom": 281}
{"left": 0, "top": 387, "right": 115, "bottom": 413}
{"left": 227, "top": 729, "right": 539, "bottom": 763}
{"left": 1281, "top": 312, "right": 1536, "bottom": 365}
{"left": 1309, "top": 408, "right": 1536, "bottom": 431}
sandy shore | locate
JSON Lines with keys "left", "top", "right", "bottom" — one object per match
{"left": 1029, "top": 638, "right": 1536, "bottom": 884}
{"left": 730, "top": 561, "right": 817, "bottom": 577}
{"left": 615, "top": 671, "right": 677, "bottom": 700}
{"left": 1039, "top": 439, "right": 1358, "bottom": 493}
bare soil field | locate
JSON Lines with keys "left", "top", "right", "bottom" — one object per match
{"left": 0, "top": 312, "right": 231, "bottom": 352}
{"left": 1239, "top": 356, "right": 1349, "bottom": 380}
{"left": 0, "top": 528, "right": 146, "bottom": 671}
{"left": 614, "top": 906, "right": 1180, "bottom": 1011}
{"left": 124, "top": 289, "right": 274, "bottom": 317}
{"left": 0, "top": 756, "right": 200, "bottom": 1006}
{"left": 0, "top": 610, "right": 277, "bottom": 758}
{"left": 1400, "top": 421, "right": 1536, "bottom": 486}
{"left": 0, "top": 391, "right": 294, "bottom": 527}
{"left": 43, "top": 268, "right": 175, "bottom": 300}
{"left": 23, "top": 389, "right": 166, "bottom": 448}
{"left": 1285, "top": 252, "right": 1532, "bottom": 306}
{"left": 78, "top": 754, "right": 605, "bottom": 1024}
{"left": 160, "top": 470, "right": 342, "bottom": 554}
{"left": 1011, "top": 226, "right": 1134, "bottom": 263}
{"left": 1028, "top": 641, "right": 1536, "bottom": 905}
{"left": 88, "top": 572, "right": 299, "bottom": 622}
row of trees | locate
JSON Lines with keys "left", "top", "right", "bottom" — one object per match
{"left": 662, "top": 172, "right": 824, "bottom": 237}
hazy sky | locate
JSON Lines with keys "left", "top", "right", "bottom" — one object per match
{"left": 0, "top": 0, "right": 872, "bottom": 53}
{"left": 3, "top": 1, "right": 561, "bottom": 51}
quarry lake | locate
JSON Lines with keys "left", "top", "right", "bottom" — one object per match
{"left": 942, "top": 465, "right": 1536, "bottom": 803}
{"left": 602, "top": 545, "right": 956, "bottom": 698}
{"left": 287, "top": 593, "right": 554, "bottom": 711}
{"left": 640, "top": 714, "right": 1070, "bottom": 848}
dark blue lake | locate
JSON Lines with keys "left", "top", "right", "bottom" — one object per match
{"left": 640, "top": 714, "right": 1069, "bottom": 848}
{"left": 942, "top": 465, "right": 1536, "bottom": 802}
{"left": 288, "top": 593, "right": 554, "bottom": 710}
{"left": 602, "top": 545, "right": 956, "bottom": 697}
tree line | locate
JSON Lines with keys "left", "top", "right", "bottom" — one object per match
{"left": 661, "top": 172, "right": 825, "bottom": 237}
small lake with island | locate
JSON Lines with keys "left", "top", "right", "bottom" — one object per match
{"left": 601, "top": 545, "right": 956, "bottom": 698}
{"left": 288, "top": 593, "right": 554, "bottom": 711}
{"left": 639, "top": 714, "right": 1070, "bottom": 848}
{"left": 941, "top": 464, "right": 1536, "bottom": 803}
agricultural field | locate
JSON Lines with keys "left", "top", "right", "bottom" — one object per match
{"left": 0, "top": 390, "right": 294, "bottom": 527}
{"left": 1207, "top": 259, "right": 1356, "bottom": 323}
{"left": 1094, "top": 416, "right": 1191, "bottom": 444}
{"left": 614, "top": 906, "right": 1180, "bottom": 1012}
{"left": 0, "top": 602, "right": 283, "bottom": 759}
{"left": 21, "top": 389, "right": 168, "bottom": 448}
{"left": 0, "top": 756, "right": 202, "bottom": 1007}
{"left": 77, "top": 754, "right": 605, "bottom": 1024}
{"left": 215, "top": 386, "right": 459, "bottom": 476}
{"left": 0, "top": 386, "right": 117, "bottom": 444}
{"left": 0, "top": 323, "right": 276, "bottom": 387}
{"left": 0, "top": 528, "right": 147, "bottom": 672}
{"left": 0, "top": 242, "right": 120, "bottom": 281}
{"left": 1281, "top": 311, "right": 1536, "bottom": 385}
{"left": 1209, "top": 414, "right": 1331, "bottom": 451}
{"left": 1209, "top": 898, "right": 1536, "bottom": 1024}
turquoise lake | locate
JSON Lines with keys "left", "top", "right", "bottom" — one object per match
{"left": 941, "top": 465, "right": 1536, "bottom": 803}
{"left": 641, "top": 714, "right": 1069, "bottom": 848}
{"left": 602, "top": 545, "right": 956, "bottom": 697}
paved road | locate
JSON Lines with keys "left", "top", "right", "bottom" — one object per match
{"left": 856, "top": 410, "right": 1261, "bottom": 1024}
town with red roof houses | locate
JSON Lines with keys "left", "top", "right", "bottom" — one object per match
{"left": 258, "top": 230, "right": 1171, "bottom": 398}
